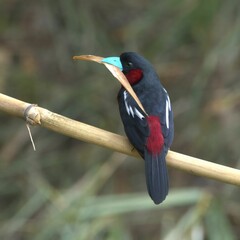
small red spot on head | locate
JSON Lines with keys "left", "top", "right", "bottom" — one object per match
{"left": 124, "top": 69, "right": 143, "bottom": 85}
{"left": 146, "top": 116, "right": 164, "bottom": 155}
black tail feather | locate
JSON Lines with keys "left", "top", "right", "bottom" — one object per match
{"left": 144, "top": 149, "right": 169, "bottom": 204}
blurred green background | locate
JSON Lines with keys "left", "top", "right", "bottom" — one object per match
{"left": 0, "top": 0, "right": 240, "bottom": 239}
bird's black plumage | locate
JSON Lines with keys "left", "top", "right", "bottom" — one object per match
{"left": 117, "top": 52, "right": 174, "bottom": 204}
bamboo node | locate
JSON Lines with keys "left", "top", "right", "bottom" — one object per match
{"left": 24, "top": 104, "right": 41, "bottom": 125}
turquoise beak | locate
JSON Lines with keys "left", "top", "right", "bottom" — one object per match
{"left": 101, "top": 57, "right": 123, "bottom": 70}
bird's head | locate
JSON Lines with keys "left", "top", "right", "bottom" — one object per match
{"left": 102, "top": 52, "right": 154, "bottom": 86}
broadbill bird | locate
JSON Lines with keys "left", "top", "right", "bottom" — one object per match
{"left": 102, "top": 52, "right": 174, "bottom": 204}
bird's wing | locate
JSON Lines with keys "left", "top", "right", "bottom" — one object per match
{"left": 158, "top": 88, "right": 174, "bottom": 148}
{"left": 118, "top": 90, "right": 149, "bottom": 156}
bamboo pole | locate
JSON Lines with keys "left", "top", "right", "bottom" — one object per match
{"left": 0, "top": 93, "right": 240, "bottom": 186}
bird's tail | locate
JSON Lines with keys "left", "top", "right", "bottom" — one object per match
{"left": 144, "top": 149, "right": 169, "bottom": 204}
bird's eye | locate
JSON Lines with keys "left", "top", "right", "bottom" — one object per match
{"left": 126, "top": 62, "right": 133, "bottom": 67}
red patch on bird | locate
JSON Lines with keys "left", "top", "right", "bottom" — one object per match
{"left": 146, "top": 116, "right": 164, "bottom": 155}
{"left": 125, "top": 69, "right": 143, "bottom": 85}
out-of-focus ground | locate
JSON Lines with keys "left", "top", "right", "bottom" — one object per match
{"left": 0, "top": 1, "right": 239, "bottom": 239}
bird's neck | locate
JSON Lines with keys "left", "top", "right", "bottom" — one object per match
{"left": 124, "top": 69, "right": 143, "bottom": 85}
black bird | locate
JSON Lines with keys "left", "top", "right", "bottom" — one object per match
{"left": 102, "top": 52, "right": 174, "bottom": 204}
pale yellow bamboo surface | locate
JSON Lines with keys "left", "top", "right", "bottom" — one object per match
{"left": 0, "top": 93, "right": 240, "bottom": 186}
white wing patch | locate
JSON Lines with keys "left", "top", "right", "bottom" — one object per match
{"left": 166, "top": 94, "right": 171, "bottom": 111}
{"left": 123, "top": 90, "right": 145, "bottom": 120}
{"left": 165, "top": 91, "right": 171, "bottom": 129}
{"left": 124, "top": 90, "right": 131, "bottom": 116}
{"left": 129, "top": 106, "right": 134, "bottom": 117}
{"left": 166, "top": 100, "right": 169, "bottom": 129}
{"left": 134, "top": 108, "right": 145, "bottom": 119}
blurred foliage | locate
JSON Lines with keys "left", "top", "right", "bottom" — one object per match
{"left": 0, "top": 0, "right": 240, "bottom": 239}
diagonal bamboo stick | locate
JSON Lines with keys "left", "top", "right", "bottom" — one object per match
{"left": 0, "top": 92, "right": 240, "bottom": 186}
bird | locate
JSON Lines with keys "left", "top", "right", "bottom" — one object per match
{"left": 101, "top": 52, "right": 174, "bottom": 204}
